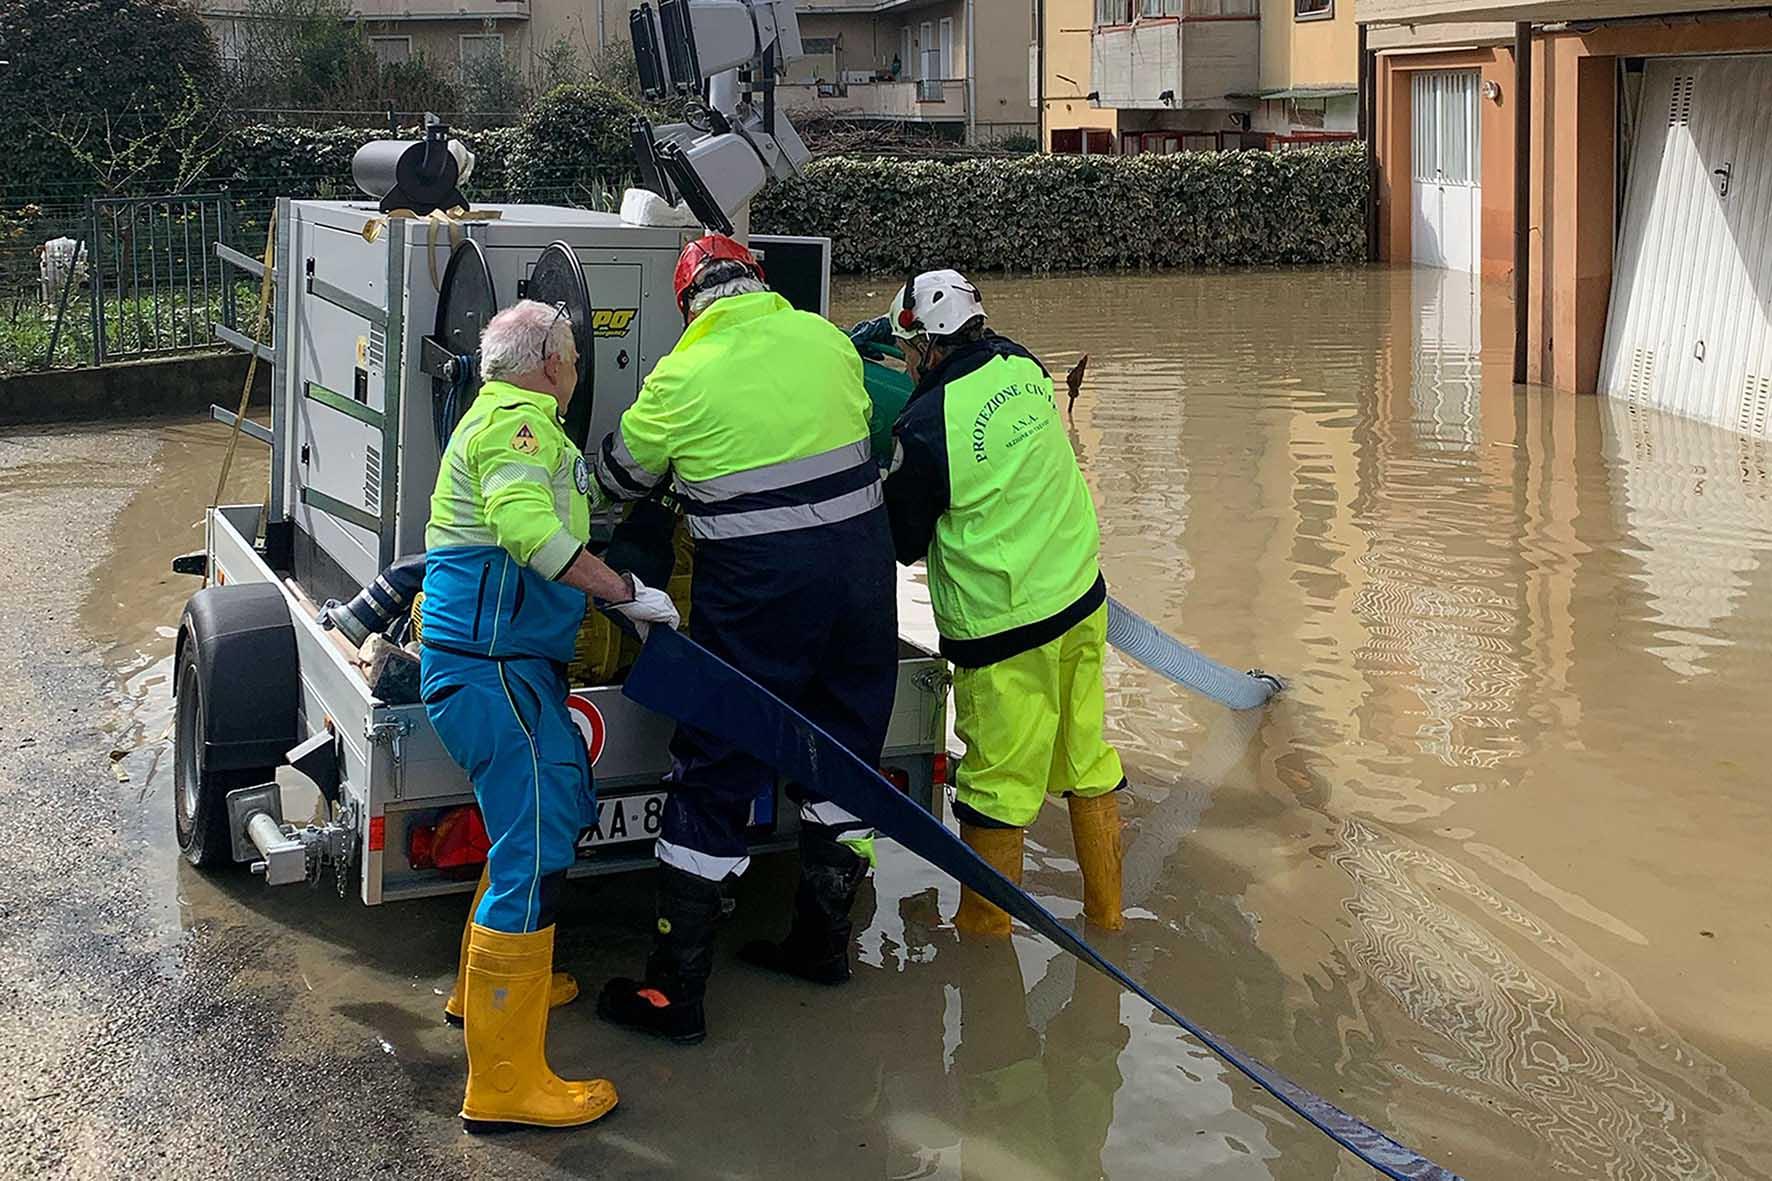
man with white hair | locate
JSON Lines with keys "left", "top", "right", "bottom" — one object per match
{"left": 592, "top": 235, "right": 897, "bottom": 1046}
{"left": 419, "top": 298, "right": 679, "bottom": 1133}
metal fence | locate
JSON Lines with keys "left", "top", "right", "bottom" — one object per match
{"left": 89, "top": 194, "right": 240, "bottom": 366}
{"left": 0, "top": 194, "right": 261, "bottom": 376}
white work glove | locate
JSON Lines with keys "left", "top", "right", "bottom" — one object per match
{"left": 613, "top": 574, "right": 680, "bottom": 640}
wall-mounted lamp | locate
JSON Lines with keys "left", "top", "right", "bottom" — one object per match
{"left": 1086, "top": 90, "right": 1100, "bottom": 102}
{"left": 1157, "top": 88, "right": 1175, "bottom": 106}
{"left": 1482, "top": 79, "right": 1502, "bottom": 102}
{"left": 1229, "top": 112, "right": 1251, "bottom": 130}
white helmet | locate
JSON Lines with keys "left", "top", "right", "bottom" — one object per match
{"left": 889, "top": 269, "right": 987, "bottom": 340}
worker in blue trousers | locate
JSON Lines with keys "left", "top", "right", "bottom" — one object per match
{"left": 420, "top": 300, "right": 680, "bottom": 1132}
{"left": 591, "top": 235, "right": 898, "bottom": 1045}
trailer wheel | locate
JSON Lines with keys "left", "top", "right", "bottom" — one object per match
{"left": 174, "top": 645, "right": 239, "bottom": 866}
{"left": 172, "top": 583, "right": 301, "bottom": 869}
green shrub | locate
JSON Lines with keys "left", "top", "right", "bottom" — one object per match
{"left": 753, "top": 146, "right": 1368, "bottom": 272}
{"left": 502, "top": 83, "right": 646, "bottom": 203}
{"left": 0, "top": 0, "right": 220, "bottom": 119}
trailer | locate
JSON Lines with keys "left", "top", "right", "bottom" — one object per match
{"left": 172, "top": 44, "right": 950, "bottom": 902}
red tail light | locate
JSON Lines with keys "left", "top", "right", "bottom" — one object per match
{"left": 880, "top": 766, "right": 910, "bottom": 792}
{"left": 406, "top": 822, "right": 433, "bottom": 868}
{"left": 932, "top": 752, "right": 952, "bottom": 786}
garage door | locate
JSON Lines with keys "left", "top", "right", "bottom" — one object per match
{"left": 1411, "top": 70, "right": 1482, "bottom": 272}
{"left": 1600, "top": 56, "right": 1772, "bottom": 437}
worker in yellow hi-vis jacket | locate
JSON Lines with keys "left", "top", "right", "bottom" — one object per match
{"left": 591, "top": 235, "right": 898, "bottom": 1046}
{"left": 419, "top": 299, "right": 679, "bottom": 1134}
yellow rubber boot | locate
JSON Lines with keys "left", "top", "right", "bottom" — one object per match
{"left": 1068, "top": 792, "right": 1125, "bottom": 931}
{"left": 445, "top": 865, "right": 578, "bottom": 1025}
{"left": 953, "top": 823, "right": 1024, "bottom": 938}
{"left": 460, "top": 923, "right": 619, "bottom": 1133}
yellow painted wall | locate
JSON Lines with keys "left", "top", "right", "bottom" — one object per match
{"left": 527, "top": 0, "right": 630, "bottom": 58}
{"left": 1260, "top": 0, "right": 1358, "bottom": 90}
{"left": 1291, "top": 2, "right": 1357, "bottom": 86}
{"left": 1259, "top": 0, "right": 1294, "bottom": 90}
{"left": 1041, "top": 0, "right": 1117, "bottom": 146}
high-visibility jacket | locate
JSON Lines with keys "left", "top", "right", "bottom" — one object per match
{"left": 592, "top": 290, "right": 879, "bottom": 542}
{"left": 421, "top": 380, "right": 593, "bottom": 662}
{"left": 884, "top": 334, "right": 1105, "bottom": 668}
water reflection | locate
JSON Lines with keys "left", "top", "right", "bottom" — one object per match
{"left": 1602, "top": 397, "right": 1772, "bottom": 678}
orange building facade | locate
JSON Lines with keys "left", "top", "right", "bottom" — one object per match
{"left": 1361, "top": 5, "right": 1772, "bottom": 396}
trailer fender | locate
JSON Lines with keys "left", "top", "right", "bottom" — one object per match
{"left": 176, "top": 583, "right": 301, "bottom": 773}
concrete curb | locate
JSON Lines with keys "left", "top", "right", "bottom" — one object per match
{"left": 0, "top": 353, "right": 270, "bottom": 429}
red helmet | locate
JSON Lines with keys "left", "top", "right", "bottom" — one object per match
{"left": 673, "top": 234, "right": 764, "bottom": 318}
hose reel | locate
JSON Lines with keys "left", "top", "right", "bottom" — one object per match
{"left": 421, "top": 239, "right": 499, "bottom": 453}
{"left": 522, "top": 241, "right": 597, "bottom": 451}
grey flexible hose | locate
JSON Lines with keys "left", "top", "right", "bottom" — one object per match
{"left": 1106, "top": 596, "right": 1283, "bottom": 710}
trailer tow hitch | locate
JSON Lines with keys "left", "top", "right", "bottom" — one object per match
{"left": 226, "top": 784, "right": 360, "bottom": 895}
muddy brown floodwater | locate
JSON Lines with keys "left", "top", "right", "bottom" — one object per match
{"left": 44, "top": 265, "right": 1772, "bottom": 1179}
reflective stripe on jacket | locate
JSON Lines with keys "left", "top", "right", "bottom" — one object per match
{"left": 422, "top": 380, "right": 593, "bottom": 661}
{"left": 593, "top": 290, "right": 880, "bottom": 542}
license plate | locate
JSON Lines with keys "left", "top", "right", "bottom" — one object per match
{"left": 578, "top": 791, "right": 666, "bottom": 850}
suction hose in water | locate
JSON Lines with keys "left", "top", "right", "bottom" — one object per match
{"left": 1106, "top": 596, "right": 1284, "bottom": 710}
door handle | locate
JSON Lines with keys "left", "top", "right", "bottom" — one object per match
{"left": 1714, "top": 163, "right": 1732, "bottom": 198}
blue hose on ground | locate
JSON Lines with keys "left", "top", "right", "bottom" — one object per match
{"left": 623, "top": 625, "right": 1461, "bottom": 1181}
{"left": 1106, "top": 595, "right": 1284, "bottom": 710}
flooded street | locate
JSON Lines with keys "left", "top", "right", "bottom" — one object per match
{"left": 3, "top": 264, "right": 1770, "bottom": 1178}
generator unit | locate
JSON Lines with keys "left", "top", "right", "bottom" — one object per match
{"left": 280, "top": 203, "right": 676, "bottom": 602}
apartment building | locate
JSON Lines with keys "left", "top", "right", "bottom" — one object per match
{"left": 776, "top": 0, "right": 1041, "bottom": 143}
{"left": 1039, "top": 0, "right": 1360, "bottom": 152}
{"left": 199, "top": 0, "right": 632, "bottom": 92}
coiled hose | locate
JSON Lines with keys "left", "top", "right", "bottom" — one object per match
{"left": 433, "top": 352, "right": 477, "bottom": 454}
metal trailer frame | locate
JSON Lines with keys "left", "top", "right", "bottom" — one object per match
{"left": 191, "top": 200, "right": 951, "bottom": 905}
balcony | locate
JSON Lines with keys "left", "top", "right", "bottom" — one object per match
{"left": 198, "top": 0, "right": 529, "bottom": 18}
{"left": 351, "top": 0, "right": 528, "bottom": 18}
{"left": 1090, "top": 1, "right": 1259, "bottom": 110}
{"left": 1355, "top": 0, "right": 1762, "bottom": 23}
{"left": 777, "top": 78, "right": 969, "bottom": 122}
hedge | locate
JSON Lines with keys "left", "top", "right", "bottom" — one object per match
{"left": 10, "top": 82, "right": 1367, "bottom": 274}
{"left": 751, "top": 147, "right": 1368, "bottom": 272}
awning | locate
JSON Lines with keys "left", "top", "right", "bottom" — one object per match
{"left": 1228, "top": 85, "right": 1359, "bottom": 100}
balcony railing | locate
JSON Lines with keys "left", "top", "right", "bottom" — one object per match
{"left": 1090, "top": 17, "right": 1260, "bottom": 108}
{"left": 351, "top": 0, "right": 529, "bottom": 16}
{"left": 777, "top": 79, "right": 968, "bottom": 121}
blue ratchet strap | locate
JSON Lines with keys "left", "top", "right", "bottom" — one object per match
{"left": 1106, "top": 595, "right": 1284, "bottom": 710}
{"left": 623, "top": 626, "right": 1460, "bottom": 1181}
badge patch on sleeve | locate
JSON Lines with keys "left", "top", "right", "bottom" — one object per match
{"left": 511, "top": 423, "right": 540, "bottom": 455}
{"left": 574, "top": 455, "right": 591, "bottom": 495}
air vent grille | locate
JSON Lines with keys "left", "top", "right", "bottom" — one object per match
{"left": 1668, "top": 75, "right": 1695, "bottom": 127}
{"left": 365, "top": 445, "right": 382, "bottom": 512}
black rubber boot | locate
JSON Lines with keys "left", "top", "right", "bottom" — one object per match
{"left": 596, "top": 864, "right": 721, "bottom": 1045}
{"left": 738, "top": 829, "right": 868, "bottom": 986}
